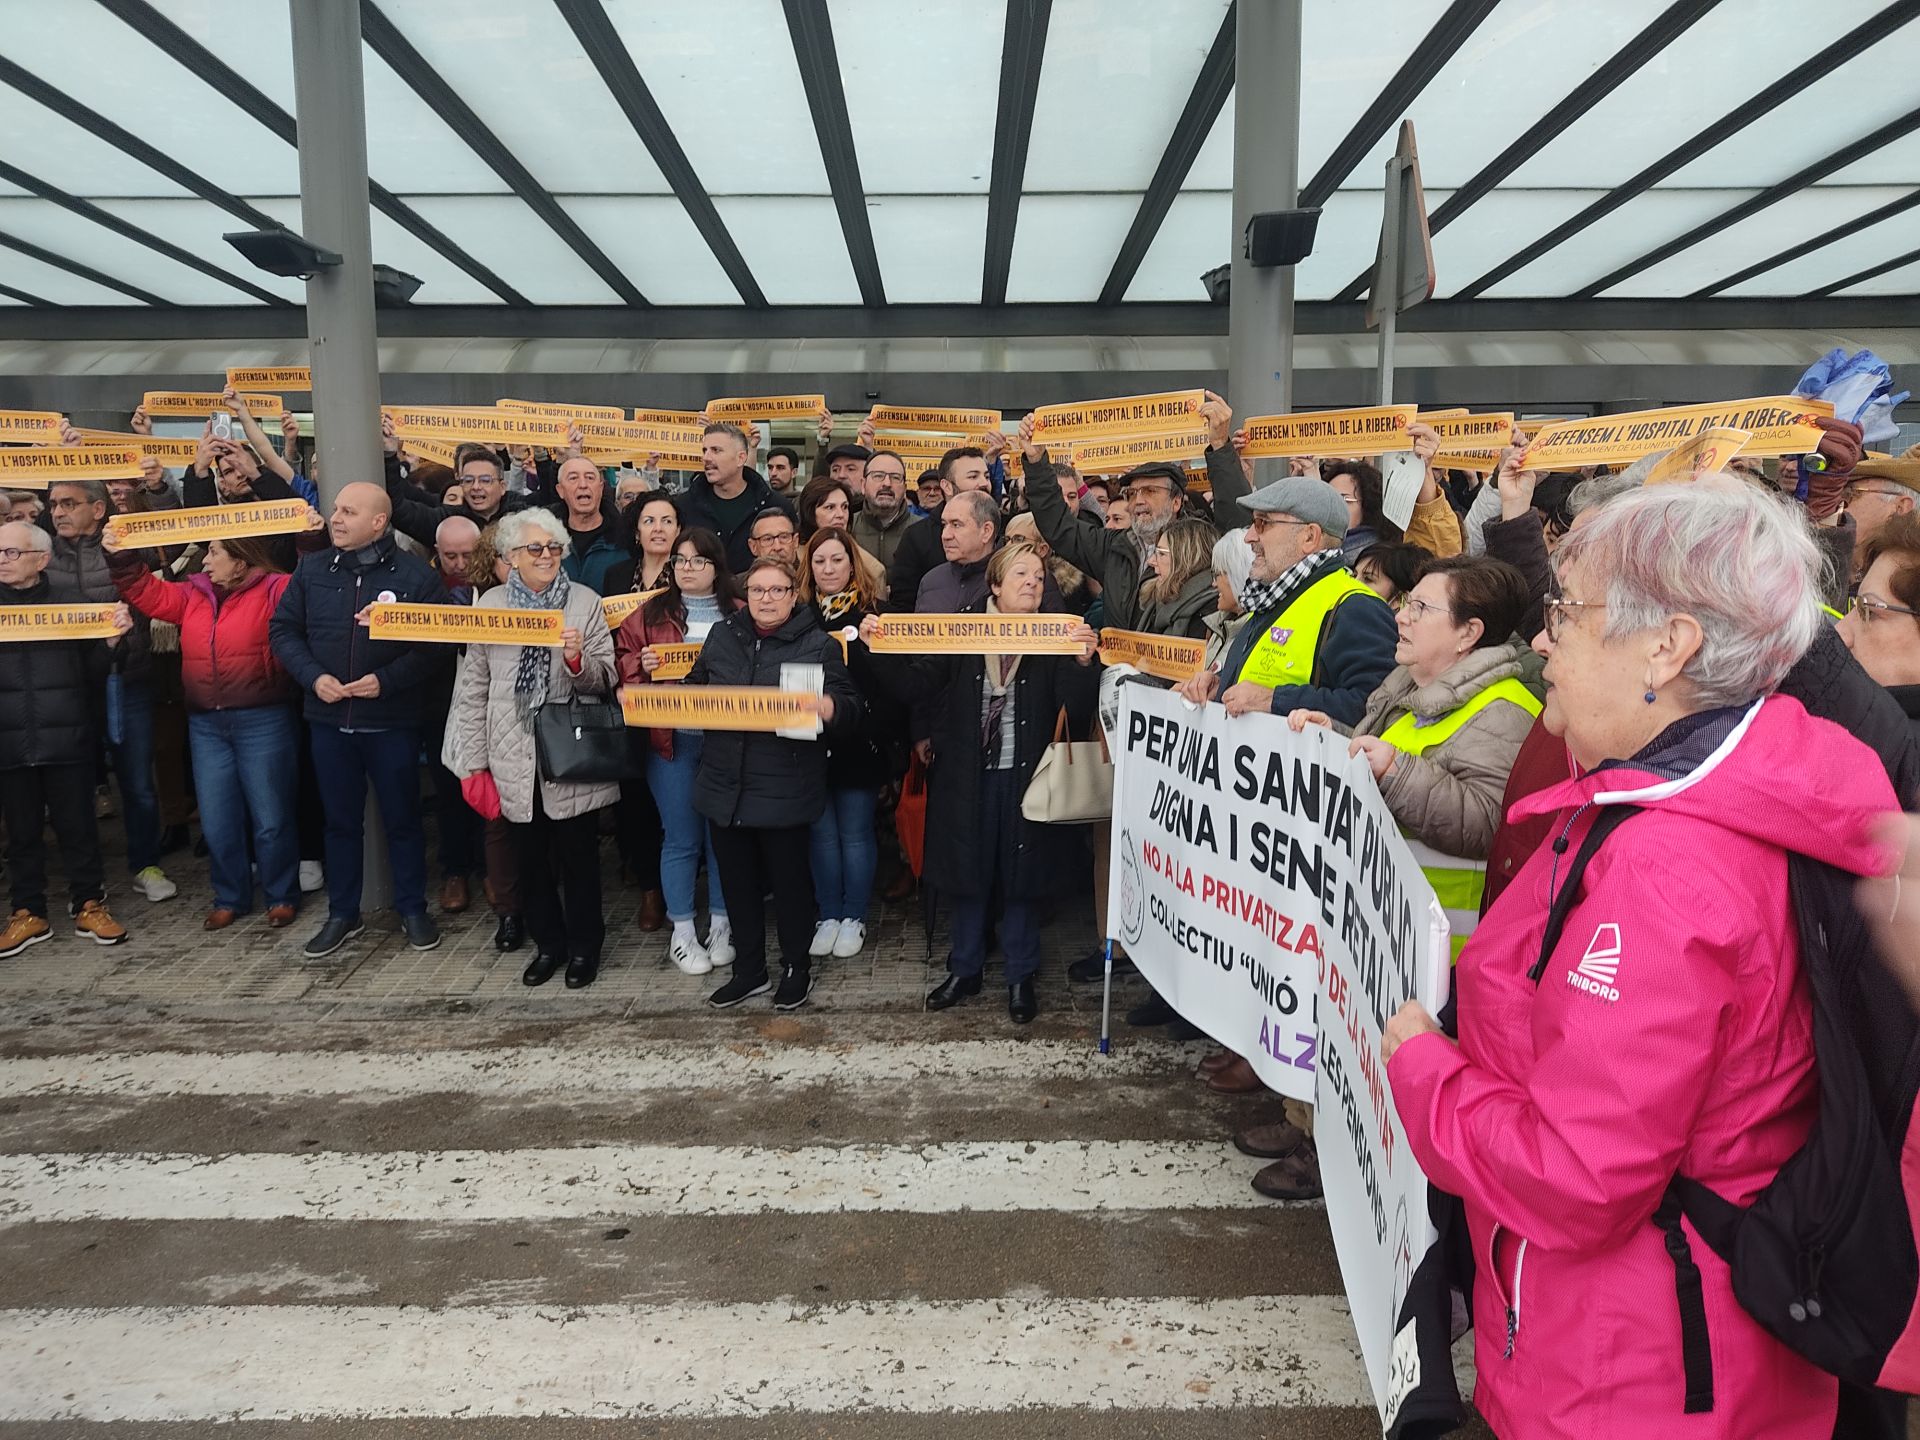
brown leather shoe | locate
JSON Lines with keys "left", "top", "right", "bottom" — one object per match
{"left": 636, "top": 888, "right": 666, "bottom": 932}
{"left": 1197, "top": 1050, "right": 1237, "bottom": 1077}
{"left": 1205, "top": 1054, "right": 1266, "bottom": 1094}
{"left": 1234, "top": 1121, "right": 1306, "bottom": 1160}
{"left": 265, "top": 904, "right": 297, "bottom": 928}
{"left": 203, "top": 907, "right": 240, "bottom": 931}
{"left": 1252, "top": 1140, "right": 1322, "bottom": 1201}
{"left": 439, "top": 874, "right": 471, "bottom": 914}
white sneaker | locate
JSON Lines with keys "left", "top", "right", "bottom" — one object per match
{"left": 299, "top": 861, "right": 325, "bottom": 894}
{"left": 831, "top": 920, "right": 867, "bottom": 958}
{"left": 706, "top": 922, "right": 734, "bottom": 969}
{"left": 670, "top": 932, "right": 713, "bottom": 975}
{"left": 809, "top": 919, "right": 841, "bottom": 957}
{"left": 132, "top": 866, "right": 178, "bottom": 902}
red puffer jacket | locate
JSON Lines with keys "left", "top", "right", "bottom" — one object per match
{"left": 114, "top": 564, "right": 296, "bottom": 713}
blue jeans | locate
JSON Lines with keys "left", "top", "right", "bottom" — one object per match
{"left": 308, "top": 723, "right": 428, "bottom": 920}
{"left": 646, "top": 736, "right": 725, "bottom": 924}
{"left": 809, "top": 786, "right": 877, "bottom": 922}
{"left": 107, "top": 676, "right": 161, "bottom": 874}
{"left": 190, "top": 705, "right": 300, "bottom": 911}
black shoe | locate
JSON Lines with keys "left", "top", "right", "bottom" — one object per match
{"left": 1126, "top": 995, "right": 1178, "bottom": 1028}
{"left": 1008, "top": 978, "right": 1037, "bottom": 1024}
{"left": 400, "top": 913, "right": 440, "bottom": 951}
{"left": 302, "top": 913, "right": 364, "bottom": 958}
{"left": 773, "top": 964, "right": 815, "bottom": 1011}
{"left": 709, "top": 971, "right": 772, "bottom": 1008}
{"left": 522, "top": 951, "right": 564, "bottom": 987}
{"left": 1167, "top": 1015, "right": 1205, "bottom": 1041}
{"left": 493, "top": 914, "right": 525, "bottom": 953}
{"left": 926, "top": 972, "right": 982, "bottom": 1011}
{"left": 1067, "top": 949, "right": 1136, "bottom": 983}
{"left": 564, "top": 954, "right": 599, "bottom": 989}
{"left": 156, "top": 823, "right": 191, "bottom": 857}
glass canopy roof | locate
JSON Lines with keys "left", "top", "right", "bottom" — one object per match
{"left": 0, "top": 0, "right": 1914, "bottom": 311}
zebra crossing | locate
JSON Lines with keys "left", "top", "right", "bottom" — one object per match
{"left": 0, "top": 1011, "right": 1473, "bottom": 1435}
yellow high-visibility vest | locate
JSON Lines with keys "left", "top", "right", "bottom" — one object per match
{"left": 1236, "top": 569, "right": 1380, "bottom": 690}
{"left": 1379, "top": 675, "right": 1544, "bottom": 959}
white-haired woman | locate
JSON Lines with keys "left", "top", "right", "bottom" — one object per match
{"left": 1382, "top": 481, "right": 1898, "bottom": 1439}
{"left": 443, "top": 508, "right": 618, "bottom": 989}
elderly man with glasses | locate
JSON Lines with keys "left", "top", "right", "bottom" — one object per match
{"left": 1841, "top": 459, "right": 1920, "bottom": 589}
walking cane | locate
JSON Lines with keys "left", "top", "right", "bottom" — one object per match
{"left": 1098, "top": 937, "right": 1114, "bottom": 1055}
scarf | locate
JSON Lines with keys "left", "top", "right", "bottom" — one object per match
{"left": 980, "top": 598, "right": 1024, "bottom": 758}
{"left": 817, "top": 587, "right": 861, "bottom": 625}
{"left": 1238, "top": 546, "right": 1343, "bottom": 619}
{"left": 505, "top": 565, "right": 571, "bottom": 731}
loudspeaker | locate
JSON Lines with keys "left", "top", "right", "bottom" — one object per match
{"left": 1243, "top": 208, "right": 1321, "bottom": 268}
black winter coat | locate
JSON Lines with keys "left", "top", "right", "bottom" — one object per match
{"left": 45, "top": 531, "right": 154, "bottom": 686}
{"left": 687, "top": 607, "right": 863, "bottom": 829}
{"left": 0, "top": 577, "right": 108, "bottom": 770}
{"left": 814, "top": 598, "right": 903, "bottom": 790}
{"left": 678, "top": 469, "right": 791, "bottom": 575}
{"left": 269, "top": 535, "right": 450, "bottom": 730}
{"left": 885, "top": 508, "right": 945, "bottom": 611}
{"left": 1780, "top": 622, "right": 1920, "bottom": 809}
{"left": 873, "top": 609, "right": 1100, "bottom": 901}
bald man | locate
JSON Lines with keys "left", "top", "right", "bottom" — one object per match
{"left": 271, "top": 479, "right": 451, "bottom": 958}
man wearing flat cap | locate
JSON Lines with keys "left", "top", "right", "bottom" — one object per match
{"left": 1843, "top": 458, "right": 1920, "bottom": 586}
{"left": 1176, "top": 473, "right": 1398, "bottom": 726}
{"left": 1014, "top": 392, "right": 1238, "bottom": 633}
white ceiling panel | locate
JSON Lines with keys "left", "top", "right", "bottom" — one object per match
{"left": 0, "top": 197, "right": 263, "bottom": 305}
{"left": 251, "top": 196, "right": 506, "bottom": 307}
{"left": 1484, "top": 187, "right": 1760, "bottom": 298}
{"left": 0, "top": 91, "right": 195, "bottom": 200}
{"left": 1723, "top": 202, "right": 1920, "bottom": 298}
{"left": 832, "top": 0, "right": 1004, "bottom": 194}
{"left": 1430, "top": 190, "right": 1602, "bottom": 299}
{"left": 1834, "top": 255, "right": 1920, "bottom": 297}
{"left": 866, "top": 196, "right": 988, "bottom": 303}
{"left": 1005, "top": 194, "right": 1137, "bottom": 302}
{"left": 0, "top": 243, "right": 146, "bottom": 305}
{"left": 1126, "top": 190, "right": 1228, "bottom": 302}
{"left": 564, "top": 197, "right": 742, "bottom": 304}
{"left": 401, "top": 196, "right": 624, "bottom": 303}
{"left": 358, "top": 47, "right": 513, "bottom": 195}
{"left": 711, "top": 197, "right": 860, "bottom": 302}
{"left": 91, "top": 199, "right": 307, "bottom": 302}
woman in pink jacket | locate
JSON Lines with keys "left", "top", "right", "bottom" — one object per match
{"left": 1384, "top": 481, "right": 1898, "bottom": 1439}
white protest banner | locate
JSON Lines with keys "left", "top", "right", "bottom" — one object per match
{"left": 1108, "top": 683, "right": 1448, "bottom": 1425}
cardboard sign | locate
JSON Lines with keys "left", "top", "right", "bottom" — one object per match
{"left": 619, "top": 683, "right": 818, "bottom": 732}
{"left": 367, "top": 603, "right": 562, "bottom": 646}
{"left": 381, "top": 406, "right": 570, "bottom": 447}
{"left": 401, "top": 438, "right": 461, "bottom": 470}
{"left": 577, "top": 417, "right": 705, "bottom": 461}
{"left": 0, "top": 410, "right": 63, "bottom": 442}
{"left": 631, "top": 407, "right": 706, "bottom": 426}
{"left": 871, "top": 432, "right": 973, "bottom": 461}
{"left": 106, "top": 500, "right": 311, "bottom": 548}
{"left": 1643, "top": 427, "right": 1752, "bottom": 486}
{"left": 704, "top": 394, "right": 827, "bottom": 422}
{"left": 497, "top": 398, "right": 624, "bottom": 421}
{"left": 1523, "top": 397, "right": 1832, "bottom": 471}
{"left": 70, "top": 430, "right": 202, "bottom": 464}
{"left": 1069, "top": 428, "right": 1212, "bottom": 474}
{"left": 598, "top": 588, "right": 665, "bottom": 629}
{"left": 1240, "top": 406, "right": 1419, "bottom": 459}
{"left": 142, "top": 391, "right": 284, "bottom": 419}
{"left": 1030, "top": 390, "right": 1206, "bottom": 442}
{"left": 1096, "top": 628, "right": 1205, "bottom": 684}
{"left": 641, "top": 641, "right": 703, "bottom": 681}
{"left": 863, "top": 612, "right": 1085, "bottom": 656}
{"left": 0, "top": 603, "right": 119, "bottom": 641}
{"left": 1424, "top": 412, "right": 1515, "bottom": 456}
{"left": 867, "top": 405, "right": 1001, "bottom": 433}
{"left": 226, "top": 367, "right": 311, "bottom": 392}
{"left": 0, "top": 446, "right": 143, "bottom": 486}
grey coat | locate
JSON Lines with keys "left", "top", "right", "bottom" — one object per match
{"left": 442, "top": 584, "right": 619, "bottom": 824}
{"left": 1347, "top": 640, "right": 1538, "bottom": 861}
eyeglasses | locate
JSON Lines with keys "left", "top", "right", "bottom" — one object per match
{"left": 1846, "top": 484, "right": 1911, "bottom": 505}
{"left": 672, "top": 555, "right": 714, "bottom": 570}
{"left": 753, "top": 530, "right": 796, "bottom": 543}
{"left": 1247, "top": 513, "right": 1310, "bottom": 533}
{"left": 0, "top": 547, "right": 40, "bottom": 561}
{"left": 512, "top": 542, "right": 565, "bottom": 557}
{"left": 1399, "top": 596, "right": 1450, "bottom": 624}
{"left": 1542, "top": 594, "right": 1606, "bottom": 642}
{"left": 1121, "top": 483, "right": 1173, "bottom": 500}
{"left": 1148, "top": 544, "right": 1170, "bottom": 559}
{"left": 866, "top": 471, "right": 906, "bottom": 484}
{"left": 1852, "top": 594, "right": 1920, "bottom": 625}
{"left": 746, "top": 585, "right": 794, "bottom": 600}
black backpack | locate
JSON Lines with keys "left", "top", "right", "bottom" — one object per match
{"left": 1533, "top": 804, "right": 1920, "bottom": 1413}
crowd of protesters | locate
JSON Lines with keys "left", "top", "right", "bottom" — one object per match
{"left": 8, "top": 376, "right": 1920, "bottom": 1433}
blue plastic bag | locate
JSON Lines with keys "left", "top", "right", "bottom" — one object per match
{"left": 1793, "top": 347, "right": 1909, "bottom": 448}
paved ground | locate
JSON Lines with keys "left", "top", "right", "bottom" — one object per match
{"left": 0, "top": 824, "right": 1490, "bottom": 1437}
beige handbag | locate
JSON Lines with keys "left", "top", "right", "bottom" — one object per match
{"left": 1021, "top": 707, "right": 1114, "bottom": 823}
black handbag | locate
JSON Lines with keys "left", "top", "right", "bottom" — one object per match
{"left": 533, "top": 696, "right": 642, "bottom": 782}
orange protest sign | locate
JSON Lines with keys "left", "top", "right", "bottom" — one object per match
{"left": 631, "top": 407, "right": 706, "bottom": 426}
{"left": 381, "top": 406, "right": 570, "bottom": 447}
{"left": 0, "top": 410, "right": 63, "bottom": 442}
{"left": 619, "top": 684, "right": 819, "bottom": 732}
{"left": 1643, "top": 428, "right": 1752, "bottom": 486}
{"left": 1239, "top": 406, "right": 1419, "bottom": 459}
{"left": 643, "top": 641, "right": 703, "bottom": 681}
{"left": 1068, "top": 428, "right": 1212, "bottom": 474}
{"left": 400, "top": 438, "right": 461, "bottom": 469}
{"left": 142, "top": 391, "right": 284, "bottom": 419}
{"left": 577, "top": 417, "right": 706, "bottom": 461}
{"left": 867, "top": 405, "right": 1002, "bottom": 433}
{"left": 497, "top": 398, "right": 624, "bottom": 421}
{"left": 1030, "top": 390, "right": 1206, "bottom": 442}
{"left": 1523, "top": 397, "right": 1832, "bottom": 471}
{"left": 1096, "top": 628, "right": 1205, "bottom": 684}
{"left": 0, "top": 446, "right": 143, "bottom": 487}
{"left": 863, "top": 612, "right": 1084, "bottom": 656}
{"left": 0, "top": 604, "right": 120, "bottom": 641}
{"left": 106, "top": 500, "right": 311, "bottom": 548}
{"left": 70, "top": 430, "right": 202, "bottom": 464}
{"left": 598, "top": 588, "right": 665, "bottom": 629}
{"left": 366, "top": 604, "right": 563, "bottom": 646}
{"left": 226, "top": 366, "right": 311, "bottom": 392}
{"left": 705, "top": 394, "right": 827, "bottom": 422}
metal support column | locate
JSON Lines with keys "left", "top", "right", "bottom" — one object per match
{"left": 290, "top": 0, "right": 391, "bottom": 913}
{"left": 1224, "top": 0, "right": 1302, "bottom": 509}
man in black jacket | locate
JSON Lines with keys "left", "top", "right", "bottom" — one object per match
{"left": 886, "top": 445, "right": 995, "bottom": 610}
{"left": 679, "top": 423, "right": 792, "bottom": 574}
{"left": 270, "top": 483, "right": 449, "bottom": 959}
{"left": 383, "top": 442, "right": 537, "bottom": 549}
{"left": 0, "top": 521, "right": 129, "bottom": 957}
